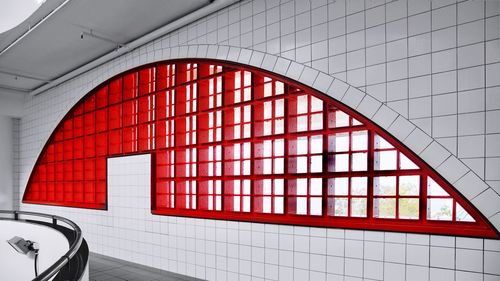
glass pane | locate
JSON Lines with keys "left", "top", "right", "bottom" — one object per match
{"left": 333, "top": 133, "right": 349, "bottom": 152}
{"left": 399, "top": 198, "right": 419, "bottom": 219}
{"left": 297, "top": 137, "right": 308, "bottom": 155}
{"left": 374, "top": 176, "right": 396, "bottom": 196}
{"left": 310, "top": 135, "right": 323, "bottom": 154}
{"left": 311, "top": 96, "right": 323, "bottom": 112}
{"left": 351, "top": 152, "right": 367, "bottom": 171}
{"left": 400, "top": 153, "right": 419, "bottom": 170}
{"left": 351, "top": 177, "right": 367, "bottom": 195}
{"left": 329, "top": 177, "right": 348, "bottom": 195}
{"left": 456, "top": 203, "right": 475, "bottom": 222}
{"left": 297, "top": 95, "right": 308, "bottom": 114}
{"left": 373, "top": 198, "right": 396, "bottom": 218}
{"left": 310, "top": 198, "right": 322, "bottom": 216}
{"left": 275, "top": 197, "right": 284, "bottom": 214}
{"left": 335, "top": 111, "right": 350, "bottom": 127}
{"left": 310, "top": 155, "right": 323, "bottom": 173}
{"left": 310, "top": 113, "right": 323, "bottom": 130}
{"left": 427, "top": 198, "right": 453, "bottom": 221}
{"left": 374, "top": 150, "right": 397, "bottom": 170}
{"left": 399, "top": 176, "right": 420, "bottom": 196}
{"left": 374, "top": 134, "right": 394, "bottom": 149}
{"left": 427, "top": 177, "right": 450, "bottom": 196}
{"left": 310, "top": 178, "right": 322, "bottom": 196}
{"left": 296, "top": 197, "right": 307, "bottom": 215}
{"left": 351, "top": 198, "right": 367, "bottom": 217}
{"left": 351, "top": 131, "right": 368, "bottom": 151}
{"left": 334, "top": 198, "right": 348, "bottom": 216}
{"left": 334, "top": 154, "right": 349, "bottom": 172}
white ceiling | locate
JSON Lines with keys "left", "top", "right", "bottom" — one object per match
{"left": 0, "top": 0, "right": 212, "bottom": 95}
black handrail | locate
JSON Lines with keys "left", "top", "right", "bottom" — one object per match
{"left": 0, "top": 210, "right": 83, "bottom": 281}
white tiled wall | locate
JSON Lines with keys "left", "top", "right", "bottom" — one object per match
{"left": 24, "top": 153, "right": 500, "bottom": 281}
{"left": 18, "top": 0, "right": 500, "bottom": 280}
{"left": 12, "top": 118, "right": 20, "bottom": 211}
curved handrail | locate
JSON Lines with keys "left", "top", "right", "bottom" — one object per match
{"left": 0, "top": 210, "right": 83, "bottom": 281}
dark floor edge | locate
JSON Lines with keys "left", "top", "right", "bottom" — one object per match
{"left": 89, "top": 252, "right": 206, "bottom": 281}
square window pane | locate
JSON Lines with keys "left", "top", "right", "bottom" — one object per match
{"left": 297, "top": 137, "right": 308, "bottom": 155}
{"left": 275, "top": 119, "right": 284, "bottom": 134}
{"left": 296, "top": 197, "right": 308, "bottom": 215}
{"left": 329, "top": 133, "right": 349, "bottom": 152}
{"left": 351, "top": 177, "right": 367, "bottom": 195}
{"left": 297, "top": 115, "right": 308, "bottom": 131}
{"left": 374, "top": 150, "right": 397, "bottom": 170}
{"left": 297, "top": 183, "right": 307, "bottom": 196}
{"left": 351, "top": 152, "right": 367, "bottom": 171}
{"left": 310, "top": 113, "right": 323, "bottom": 130}
{"left": 274, "top": 139, "right": 284, "bottom": 156}
{"left": 328, "top": 177, "right": 348, "bottom": 195}
{"left": 351, "top": 198, "right": 367, "bottom": 217}
{"left": 297, "top": 95, "right": 308, "bottom": 114}
{"left": 296, "top": 156, "right": 308, "bottom": 173}
{"left": 352, "top": 131, "right": 368, "bottom": 151}
{"left": 333, "top": 198, "right": 348, "bottom": 216}
{"left": 333, "top": 154, "right": 349, "bottom": 172}
{"left": 276, "top": 99, "right": 285, "bottom": 116}
{"left": 275, "top": 179, "right": 284, "bottom": 195}
{"left": 373, "top": 198, "right": 396, "bottom": 219}
{"left": 427, "top": 198, "right": 453, "bottom": 221}
{"left": 263, "top": 197, "right": 272, "bottom": 213}
{"left": 310, "top": 198, "right": 322, "bottom": 216}
{"left": 399, "top": 198, "right": 419, "bottom": 219}
{"left": 274, "top": 158, "right": 284, "bottom": 174}
{"left": 374, "top": 176, "right": 396, "bottom": 196}
{"left": 310, "top": 155, "right": 323, "bottom": 173}
{"left": 310, "top": 178, "right": 322, "bottom": 196}
{"left": 310, "top": 135, "right": 323, "bottom": 154}
{"left": 275, "top": 197, "right": 284, "bottom": 214}
{"left": 399, "top": 176, "right": 420, "bottom": 196}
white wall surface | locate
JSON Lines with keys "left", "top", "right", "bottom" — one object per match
{"left": 0, "top": 220, "right": 69, "bottom": 281}
{"left": 17, "top": 0, "right": 500, "bottom": 280}
{"left": 0, "top": 115, "right": 13, "bottom": 210}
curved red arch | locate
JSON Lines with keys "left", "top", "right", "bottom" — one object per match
{"left": 23, "top": 59, "right": 498, "bottom": 238}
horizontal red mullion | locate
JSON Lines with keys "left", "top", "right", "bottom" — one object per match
{"left": 151, "top": 208, "right": 495, "bottom": 238}
{"left": 373, "top": 195, "right": 419, "bottom": 199}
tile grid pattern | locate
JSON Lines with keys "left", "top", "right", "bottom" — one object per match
{"left": 12, "top": 117, "right": 20, "bottom": 211}
{"left": 17, "top": 0, "right": 500, "bottom": 280}
{"left": 31, "top": 153, "right": 500, "bottom": 281}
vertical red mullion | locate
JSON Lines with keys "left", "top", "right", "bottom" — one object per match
{"left": 367, "top": 130, "right": 374, "bottom": 221}
{"left": 421, "top": 175, "right": 428, "bottom": 223}
{"left": 395, "top": 175, "right": 400, "bottom": 219}
{"left": 283, "top": 85, "right": 290, "bottom": 217}
{"left": 322, "top": 99, "right": 329, "bottom": 218}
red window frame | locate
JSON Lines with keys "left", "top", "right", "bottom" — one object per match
{"left": 23, "top": 59, "right": 499, "bottom": 239}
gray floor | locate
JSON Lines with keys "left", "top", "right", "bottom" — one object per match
{"left": 89, "top": 253, "right": 203, "bottom": 281}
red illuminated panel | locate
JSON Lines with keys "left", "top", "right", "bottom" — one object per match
{"left": 23, "top": 60, "right": 498, "bottom": 238}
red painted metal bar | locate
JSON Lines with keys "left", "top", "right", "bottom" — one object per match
{"left": 23, "top": 59, "right": 499, "bottom": 239}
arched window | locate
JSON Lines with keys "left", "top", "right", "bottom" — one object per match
{"left": 23, "top": 60, "right": 498, "bottom": 238}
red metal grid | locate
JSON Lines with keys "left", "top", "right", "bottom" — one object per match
{"left": 23, "top": 59, "right": 499, "bottom": 238}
